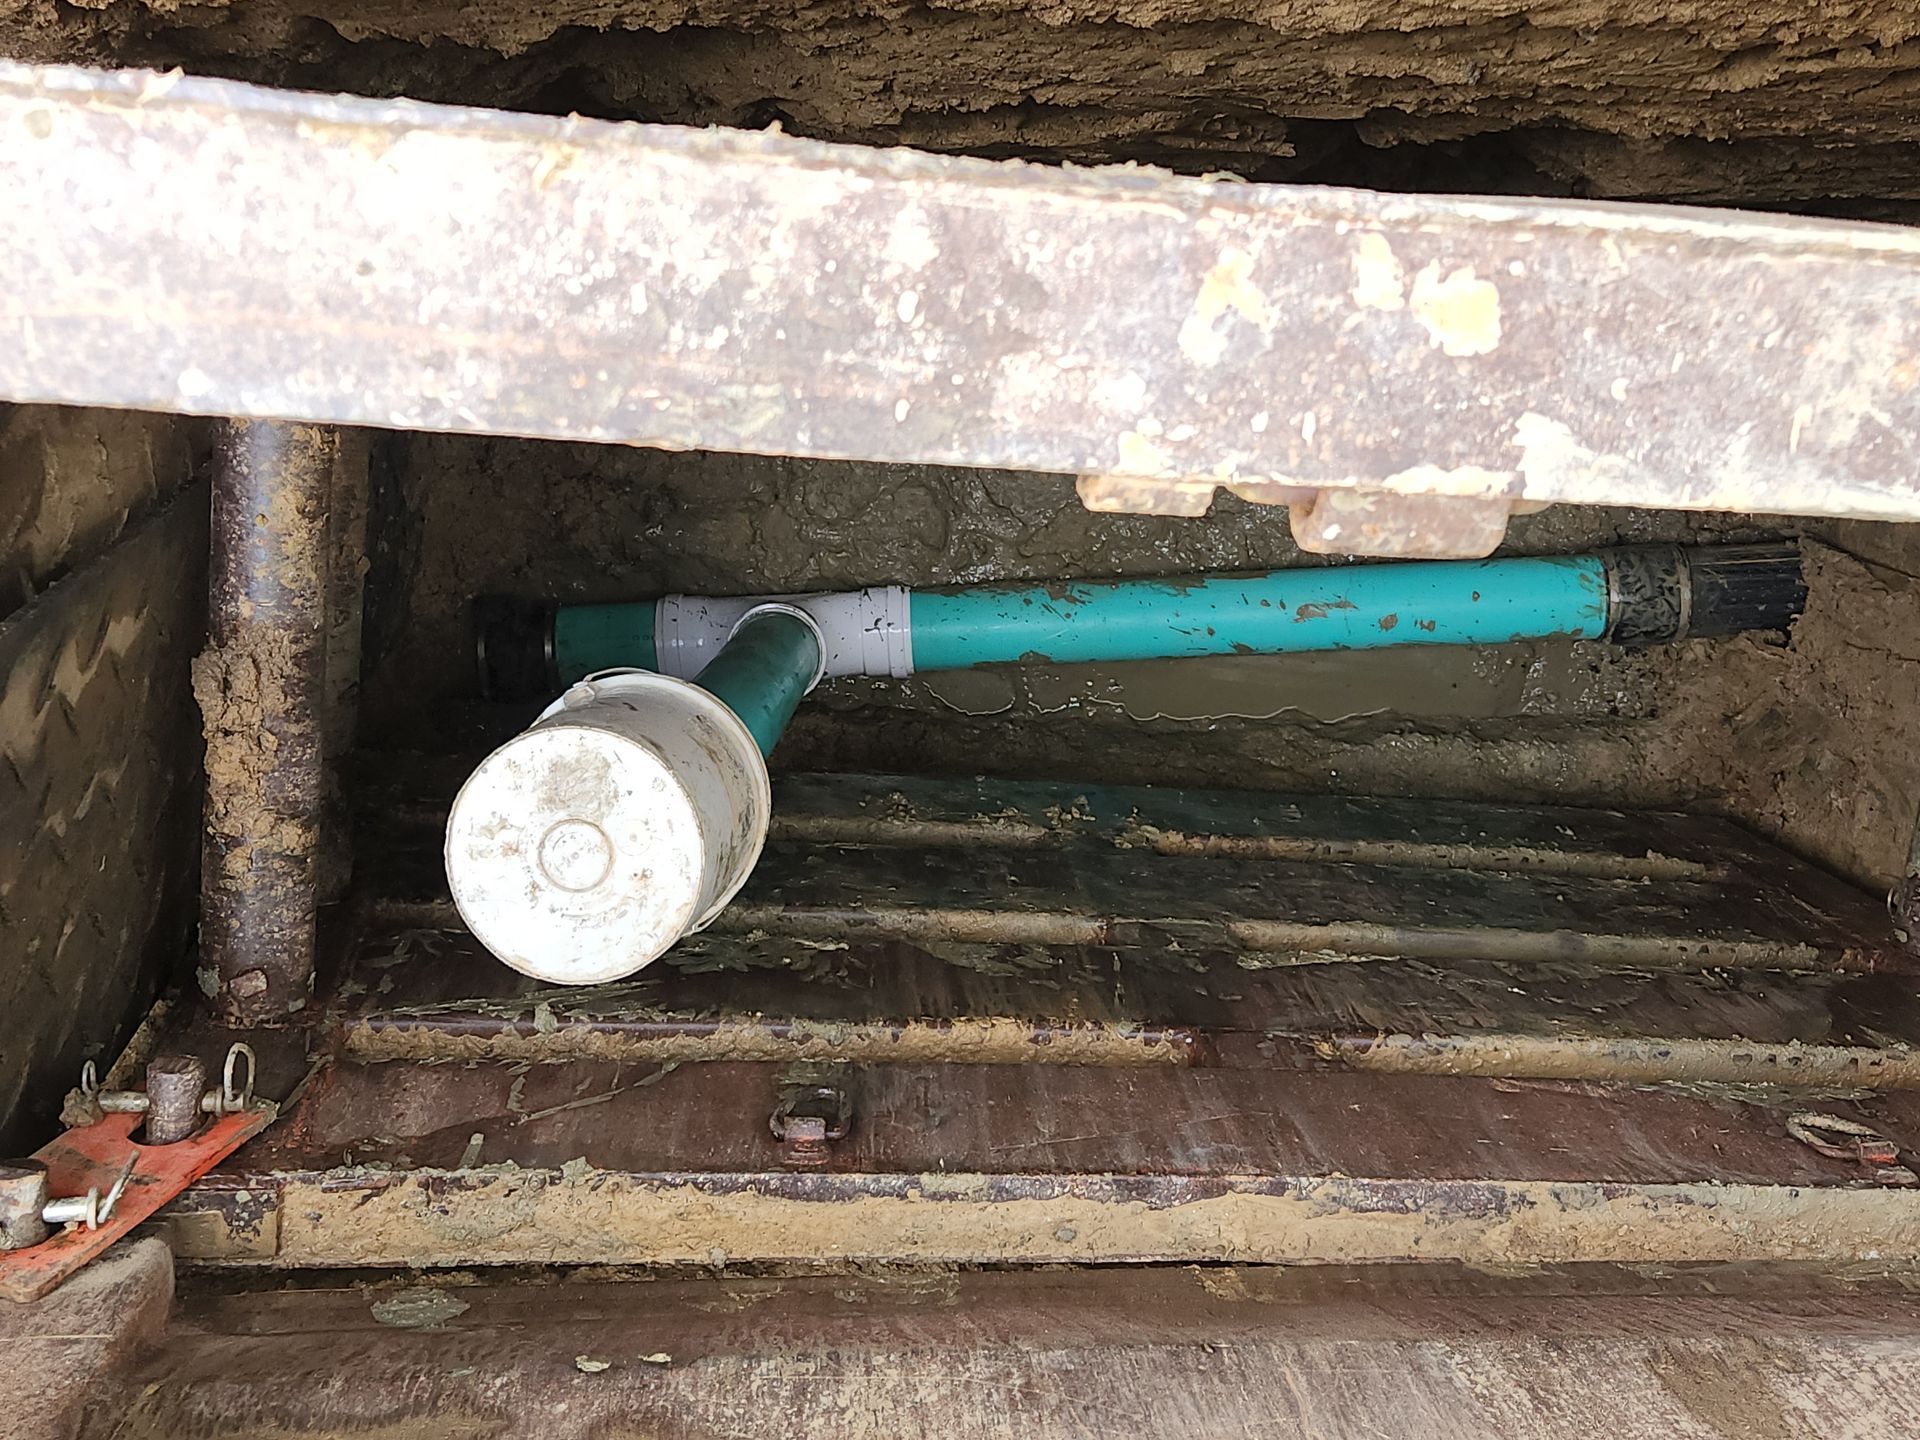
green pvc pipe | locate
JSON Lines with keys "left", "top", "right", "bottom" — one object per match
{"left": 552, "top": 556, "right": 1609, "bottom": 684}
{"left": 556, "top": 601, "right": 658, "bottom": 682}
{"left": 907, "top": 556, "right": 1608, "bottom": 670}
{"left": 691, "top": 608, "right": 821, "bottom": 756}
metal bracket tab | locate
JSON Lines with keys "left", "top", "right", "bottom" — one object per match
{"left": 0, "top": 1093, "right": 276, "bottom": 1301}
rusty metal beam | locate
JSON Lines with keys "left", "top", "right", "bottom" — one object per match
{"left": 196, "top": 420, "right": 332, "bottom": 1024}
{"left": 178, "top": 1168, "right": 1920, "bottom": 1269}
{"left": 2, "top": 63, "right": 1919, "bottom": 521}
{"left": 158, "top": 1056, "right": 1920, "bottom": 1269}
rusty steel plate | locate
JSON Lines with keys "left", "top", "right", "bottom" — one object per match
{"left": 1, "top": 63, "right": 1919, "bottom": 519}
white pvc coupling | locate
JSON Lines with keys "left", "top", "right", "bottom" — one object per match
{"left": 653, "top": 586, "right": 912, "bottom": 681}
{"left": 444, "top": 667, "right": 771, "bottom": 985}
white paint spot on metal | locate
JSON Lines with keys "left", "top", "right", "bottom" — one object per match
{"left": 1117, "top": 428, "right": 1173, "bottom": 472}
{"left": 1093, "top": 372, "right": 1148, "bottom": 412}
{"left": 896, "top": 290, "right": 919, "bottom": 323}
{"left": 1351, "top": 233, "right": 1405, "bottom": 312}
{"left": 884, "top": 209, "right": 940, "bottom": 271}
{"left": 1610, "top": 377, "right": 1629, "bottom": 402}
{"left": 1250, "top": 411, "right": 1270, "bottom": 433}
{"left": 1512, "top": 412, "right": 1635, "bottom": 497}
{"left": 1790, "top": 403, "right": 1813, "bottom": 453}
{"left": 1178, "top": 248, "right": 1273, "bottom": 366}
{"left": 1378, "top": 462, "right": 1515, "bottom": 497}
{"left": 895, "top": 398, "right": 911, "bottom": 422}
{"left": 1410, "top": 264, "right": 1503, "bottom": 357}
{"left": 1301, "top": 412, "right": 1317, "bottom": 443}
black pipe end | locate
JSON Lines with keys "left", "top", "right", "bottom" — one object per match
{"left": 474, "top": 596, "right": 556, "bottom": 701}
{"left": 1604, "top": 543, "right": 1806, "bottom": 645}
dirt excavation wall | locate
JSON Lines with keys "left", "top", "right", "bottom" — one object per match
{"left": 3, "top": 0, "right": 1920, "bottom": 202}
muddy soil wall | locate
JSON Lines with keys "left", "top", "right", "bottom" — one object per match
{"left": 5, "top": 0, "right": 1920, "bottom": 205}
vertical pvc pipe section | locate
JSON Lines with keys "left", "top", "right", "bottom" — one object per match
{"left": 198, "top": 421, "right": 332, "bottom": 1025}
{"left": 693, "top": 606, "right": 825, "bottom": 756}
{"left": 906, "top": 556, "right": 1608, "bottom": 670}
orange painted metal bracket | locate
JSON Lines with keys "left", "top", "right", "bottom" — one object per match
{"left": 0, "top": 1103, "right": 276, "bottom": 1303}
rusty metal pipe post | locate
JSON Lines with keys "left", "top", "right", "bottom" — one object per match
{"left": 196, "top": 421, "right": 332, "bottom": 1024}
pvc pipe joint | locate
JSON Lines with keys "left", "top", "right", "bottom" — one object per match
{"left": 730, "top": 602, "right": 829, "bottom": 692}
{"left": 446, "top": 666, "right": 771, "bottom": 984}
{"left": 655, "top": 586, "right": 911, "bottom": 681}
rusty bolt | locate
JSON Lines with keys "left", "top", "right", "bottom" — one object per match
{"left": 776, "top": 1115, "right": 832, "bottom": 1169}
{"left": 770, "top": 1079, "right": 851, "bottom": 1170}
{"left": 144, "top": 1054, "right": 208, "bottom": 1145}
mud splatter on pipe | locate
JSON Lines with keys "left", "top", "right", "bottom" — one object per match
{"left": 195, "top": 421, "right": 335, "bottom": 1024}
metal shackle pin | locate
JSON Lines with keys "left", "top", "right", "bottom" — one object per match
{"left": 0, "top": 1155, "right": 136, "bottom": 1251}
{"left": 74, "top": 1043, "right": 258, "bottom": 1136}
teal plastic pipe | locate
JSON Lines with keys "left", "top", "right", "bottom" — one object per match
{"left": 690, "top": 608, "right": 821, "bottom": 756}
{"left": 907, "top": 556, "right": 1607, "bottom": 669}
{"left": 557, "top": 602, "right": 658, "bottom": 681}
{"left": 547, "top": 555, "right": 1609, "bottom": 682}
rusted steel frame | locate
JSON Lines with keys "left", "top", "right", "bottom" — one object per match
{"left": 197, "top": 421, "right": 332, "bottom": 1024}
{"left": 4, "top": 63, "right": 1920, "bottom": 521}
{"left": 160, "top": 1168, "right": 1920, "bottom": 1269}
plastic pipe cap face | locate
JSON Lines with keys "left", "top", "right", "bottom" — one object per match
{"left": 445, "top": 725, "right": 706, "bottom": 985}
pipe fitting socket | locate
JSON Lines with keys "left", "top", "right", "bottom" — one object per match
{"left": 1602, "top": 543, "right": 1805, "bottom": 645}
{"left": 731, "top": 602, "right": 828, "bottom": 693}
{"left": 446, "top": 668, "right": 771, "bottom": 985}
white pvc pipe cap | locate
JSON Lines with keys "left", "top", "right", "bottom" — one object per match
{"left": 445, "top": 670, "right": 770, "bottom": 985}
